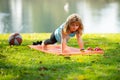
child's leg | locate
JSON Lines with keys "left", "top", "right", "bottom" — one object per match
{"left": 32, "top": 32, "right": 57, "bottom": 45}
{"left": 44, "top": 32, "right": 57, "bottom": 45}
{"left": 42, "top": 32, "right": 57, "bottom": 49}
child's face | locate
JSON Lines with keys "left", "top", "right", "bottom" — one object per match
{"left": 69, "top": 22, "right": 79, "bottom": 32}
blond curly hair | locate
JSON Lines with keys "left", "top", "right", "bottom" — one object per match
{"left": 63, "top": 13, "right": 84, "bottom": 35}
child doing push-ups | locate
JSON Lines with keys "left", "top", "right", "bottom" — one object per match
{"left": 33, "top": 13, "right": 84, "bottom": 53}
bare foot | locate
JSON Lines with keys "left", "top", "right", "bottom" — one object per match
{"left": 42, "top": 44, "right": 47, "bottom": 50}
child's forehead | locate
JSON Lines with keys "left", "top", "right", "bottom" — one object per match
{"left": 70, "top": 21, "right": 80, "bottom": 25}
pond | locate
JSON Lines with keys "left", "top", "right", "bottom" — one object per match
{"left": 0, "top": 0, "right": 120, "bottom": 33}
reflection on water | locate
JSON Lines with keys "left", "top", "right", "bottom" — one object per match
{"left": 0, "top": 0, "right": 120, "bottom": 33}
{"left": 10, "top": 0, "right": 22, "bottom": 32}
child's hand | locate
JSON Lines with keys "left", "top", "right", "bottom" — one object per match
{"left": 62, "top": 48, "right": 70, "bottom": 53}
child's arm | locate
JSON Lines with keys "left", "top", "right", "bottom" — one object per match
{"left": 76, "top": 33, "right": 84, "bottom": 50}
{"left": 61, "top": 32, "right": 70, "bottom": 53}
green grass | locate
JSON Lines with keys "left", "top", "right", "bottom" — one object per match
{"left": 0, "top": 33, "right": 120, "bottom": 80}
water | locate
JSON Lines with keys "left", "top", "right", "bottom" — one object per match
{"left": 0, "top": 0, "right": 120, "bottom": 33}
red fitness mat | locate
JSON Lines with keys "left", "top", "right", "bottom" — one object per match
{"left": 28, "top": 45, "right": 104, "bottom": 56}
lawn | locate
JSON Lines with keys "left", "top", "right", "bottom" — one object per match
{"left": 0, "top": 33, "right": 120, "bottom": 80}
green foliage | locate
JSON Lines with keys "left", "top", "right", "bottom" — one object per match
{"left": 0, "top": 33, "right": 120, "bottom": 80}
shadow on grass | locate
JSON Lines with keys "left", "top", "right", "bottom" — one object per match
{"left": 0, "top": 57, "right": 89, "bottom": 80}
{"left": 1, "top": 53, "right": 120, "bottom": 80}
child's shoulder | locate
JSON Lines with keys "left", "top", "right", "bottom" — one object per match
{"left": 59, "top": 23, "right": 65, "bottom": 28}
